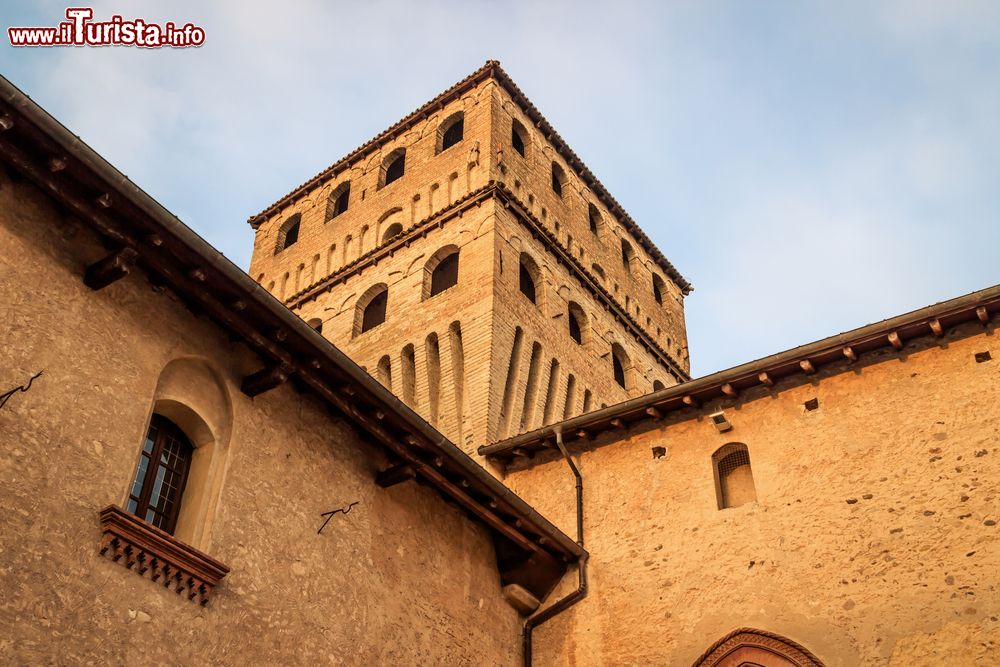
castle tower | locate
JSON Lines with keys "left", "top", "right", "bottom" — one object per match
{"left": 247, "top": 61, "right": 692, "bottom": 456}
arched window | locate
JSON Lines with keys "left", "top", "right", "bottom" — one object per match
{"left": 551, "top": 162, "right": 566, "bottom": 197}
{"left": 275, "top": 213, "right": 301, "bottom": 254}
{"left": 712, "top": 443, "right": 757, "bottom": 510}
{"left": 355, "top": 284, "right": 389, "bottom": 335}
{"left": 325, "top": 182, "right": 350, "bottom": 221}
{"left": 307, "top": 317, "right": 323, "bottom": 334}
{"left": 652, "top": 380, "right": 666, "bottom": 392}
{"left": 380, "top": 149, "right": 405, "bottom": 188}
{"left": 620, "top": 238, "right": 634, "bottom": 272}
{"left": 377, "top": 355, "right": 392, "bottom": 389}
{"left": 437, "top": 112, "right": 464, "bottom": 153}
{"left": 126, "top": 414, "right": 193, "bottom": 535}
{"left": 511, "top": 119, "right": 528, "bottom": 157}
{"left": 694, "top": 628, "right": 824, "bottom": 667}
{"left": 611, "top": 343, "right": 630, "bottom": 390}
{"left": 424, "top": 246, "right": 460, "bottom": 299}
{"left": 382, "top": 223, "right": 403, "bottom": 243}
{"left": 588, "top": 203, "right": 601, "bottom": 235}
{"left": 567, "top": 301, "right": 586, "bottom": 345}
{"left": 519, "top": 253, "right": 540, "bottom": 305}
{"left": 591, "top": 263, "right": 606, "bottom": 285}
{"left": 652, "top": 273, "right": 666, "bottom": 304}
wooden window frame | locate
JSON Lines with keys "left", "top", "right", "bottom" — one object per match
{"left": 127, "top": 414, "right": 193, "bottom": 535}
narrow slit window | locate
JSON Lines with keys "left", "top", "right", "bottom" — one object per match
{"left": 588, "top": 203, "right": 601, "bottom": 235}
{"left": 567, "top": 302, "right": 585, "bottom": 345}
{"left": 511, "top": 119, "right": 527, "bottom": 157}
{"left": 569, "top": 311, "right": 582, "bottom": 343}
{"left": 519, "top": 258, "right": 537, "bottom": 304}
{"left": 621, "top": 238, "right": 634, "bottom": 272}
{"left": 612, "top": 343, "right": 630, "bottom": 390}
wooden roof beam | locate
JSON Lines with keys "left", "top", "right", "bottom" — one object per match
{"left": 84, "top": 247, "right": 138, "bottom": 290}
{"left": 241, "top": 362, "right": 293, "bottom": 397}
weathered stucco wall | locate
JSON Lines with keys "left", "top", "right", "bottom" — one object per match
{"left": 504, "top": 322, "right": 1000, "bottom": 665}
{"left": 0, "top": 169, "right": 520, "bottom": 665}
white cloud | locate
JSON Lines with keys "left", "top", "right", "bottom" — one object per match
{"left": 4, "top": 0, "right": 999, "bottom": 376}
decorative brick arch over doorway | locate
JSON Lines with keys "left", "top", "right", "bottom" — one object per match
{"left": 692, "top": 628, "right": 825, "bottom": 667}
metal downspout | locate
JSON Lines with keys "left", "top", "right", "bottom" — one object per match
{"left": 522, "top": 428, "right": 588, "bottom": 666}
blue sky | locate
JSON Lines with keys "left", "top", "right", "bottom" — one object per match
{"left": 4, "top": 1, "right": 999, "bottom": 376}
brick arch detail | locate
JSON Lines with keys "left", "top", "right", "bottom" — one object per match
{"left": 692, "top": 628, "right": 825, "bottom": 667}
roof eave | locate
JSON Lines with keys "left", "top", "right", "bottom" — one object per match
{"left": 481, "top": 284, "right": 1000, "bottom": 461}
{"left": 0, "top": 73, "right": 584, "bottom": 565}
{"left": 246, "top": 60, "right": 693, "bottom": 293}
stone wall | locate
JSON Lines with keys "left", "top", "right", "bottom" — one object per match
{"left": 248, "top": 79, "right": 494, "bottom": 304}
{"left": 489, "top": 83, "right": 689, "bottom": 372}
{"left": 294, "top": 201, "right": 496, "bottom": 454}
{"left": 488, "top": 205, "right": 679, "bottom": 445}
{"left": 503, "top": 321, "right": 1000, "bottom": 665}
{"left": 244, "top": 71, "right": 690, "bottom": 452}
{"left": 0, "top": 169, "right": 520, "bottom": 665}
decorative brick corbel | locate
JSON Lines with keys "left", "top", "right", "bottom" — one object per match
{"left": 98, "top": 505, "right": 230, "bottom": 606}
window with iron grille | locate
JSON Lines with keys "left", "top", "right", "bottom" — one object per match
{"left": 126, "top": 414, "right": 193, "bottom": 535}
{"left": 326, "top": 182, "right": 350, "bottom": 221}
{"left": 712, "top": 443, "right": 757, "bottom": 510}
{"left": 551, "top": 162, "right": 565, "bottom": 197}
{"left": 613, "top": 353, "right": 626, "bottom": 388}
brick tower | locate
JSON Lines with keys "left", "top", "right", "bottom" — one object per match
{"left": 247, "top": 61, "right": 692, "bottom": 456}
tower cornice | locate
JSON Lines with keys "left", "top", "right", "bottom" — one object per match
{"left": 283, "top": 181, "right": 691, "bottom": 382}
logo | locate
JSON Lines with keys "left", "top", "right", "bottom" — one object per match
{"left": 8, "top": 7, "right": 205, "bottom": 48}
